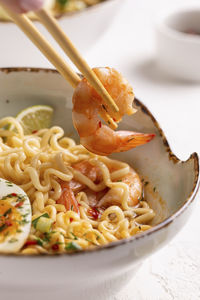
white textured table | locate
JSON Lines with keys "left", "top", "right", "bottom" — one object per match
{"left": 0, "top": 0, "right": 200, "bottom": 299}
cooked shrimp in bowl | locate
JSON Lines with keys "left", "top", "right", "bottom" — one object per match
{"left": 72, "top": 67, "right": 155, "bottom": 155}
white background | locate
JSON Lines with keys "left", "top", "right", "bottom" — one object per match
{"left": 0, "top": 0, "right": 200, "bottom": 299}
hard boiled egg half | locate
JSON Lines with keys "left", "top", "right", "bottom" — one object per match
{"left": 0, "top": 179, "right": 31, "bottom": 253}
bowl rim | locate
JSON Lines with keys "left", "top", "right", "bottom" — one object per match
{"left": 0, "top": 67, "right": 199, "bottom": 257}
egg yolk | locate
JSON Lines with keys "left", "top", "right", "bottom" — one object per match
{"left": 0, "top": 198, "right": 22, "bottom": 243}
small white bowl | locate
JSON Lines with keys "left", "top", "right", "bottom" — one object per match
{"left": 156, "top": 8, "right": 200, "bottom": 81}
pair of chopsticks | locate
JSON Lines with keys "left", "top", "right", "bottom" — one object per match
{"left": 1, "top": 4, "right": 118, "bottom": 130}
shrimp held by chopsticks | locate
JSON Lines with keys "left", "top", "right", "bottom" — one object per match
{"left": 72, "top": 67, "right": 155, "bottom": 156}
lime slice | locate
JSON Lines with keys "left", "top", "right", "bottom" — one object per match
{"left": 16, "top": 105, "right": 53, "bottom": 135}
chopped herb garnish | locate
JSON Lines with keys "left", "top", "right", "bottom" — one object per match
{"left": 22, "top": 213, "right": 30, "bottom": 218}
{"left": 9, "top": 238, "right": 18, "bottom": 243}
{"left": 39, "top": 231, "right": 56, "bottom": 244}
{"left": 153, "top": 186, "right": 156, "bottom": 192}
{"left": 17, "top": 195, "right": 26, "bottom": 200}
{"left": 138, "top": 195, "right": 143, "bottom": 202}
{"left": 85, "top": 238, "right": 93, "bottom": 243}
{"left": 43, "top": 232, "right": 52, "bottom": 243}
{"left": 35, "top": 237, "right": 44, "bottom": 247}
{"left": 2, "top": 196, "right": 10, "bottom": 200}
{"left": 85, "top": 238, "right": 97, "bottom": 246}
{"left": 0, "top": 223, "right": 8, "bottom": 232}
{"left": 144, "top": 181, "right": 149, "bottom": 186}
{"left": 32, "top": 213, "right": 49, "bottom": 229}
{"left": 71, "top": 205, "right": 74, "bottom": 211}
{"left": 57, "top": 0, "right": 69, "bottom": 7}
{"left": 65, "top": 241, "right": 82, "bottom": 251}
{"left": 3, "top": 208, "right": 12, "bottom": 217}
{"left": 5, "top": 181, "right": 13, "bottom": 187}
{"left": 102, "top": 104, "right": 107, "bottom": 112}
{"left": 16, "top": 229, "right": 22, "bottom": 233}
{"left": 18, "top": 219, "right": 30, "bottom": 225}
{"left": 1, "top": 193, "right": 24, "bottom": 200}
{"left": 54, "top": 241, "right": 64, "bottom": 245}
{"left": 70, "top": 232, "right": 78, "bottom": 240}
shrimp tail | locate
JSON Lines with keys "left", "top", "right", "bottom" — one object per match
{"left": 116, "top": 131, "right": 155, "bottom": 152}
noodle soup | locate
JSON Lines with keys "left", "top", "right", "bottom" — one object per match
{"left": 0, "top": 117, "right": 155, "bottom": 254}
{"left": 0, "top": 68, "right": 198, "bottom": 300}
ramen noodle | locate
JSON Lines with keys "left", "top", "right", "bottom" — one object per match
{"left": 0, "top": 117, "right": 155, "bottom": 254}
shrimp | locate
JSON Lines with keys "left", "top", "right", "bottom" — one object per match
{"left": 57, "top": 181, "right": 80, "bottom": 215}
{"left": 57, "top": 161, "right": 105, "bottom": 211}
{"left": 72, "top": 161, "right": 107, "bottom": 207}
{"left": 73, "top": 160, "right": 102, "bottom": 183}
{"left": 72, "top": 67, "right": 155, "bottom": 156}
{"left": 97, "top": 168, "right": 142, "bottom": 208}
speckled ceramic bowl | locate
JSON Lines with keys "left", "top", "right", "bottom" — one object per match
{"left": 0, "top": 68, "right": 199, "bottom": 300}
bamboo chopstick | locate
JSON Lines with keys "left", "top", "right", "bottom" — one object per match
{"left": 35, "top": 9, "right": 119, "bottom": 114}
{"left": 1, "top": 4, "right": 118, "bottom": 129}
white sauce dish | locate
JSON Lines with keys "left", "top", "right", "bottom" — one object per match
{"left": 156, "top": 8, "right": 200, "bottom": 81}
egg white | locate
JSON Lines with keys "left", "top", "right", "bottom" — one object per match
{"left": 0, "top": 179, "right": 31, "bottom": 253}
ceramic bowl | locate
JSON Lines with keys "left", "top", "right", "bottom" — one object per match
{"left": 0, "top": 0, "right": 122, "bottom": 67}
{"left": 156, "top": 8, "right": 200, "bottom": 81}
{"left": 0, "top": 68, "right": 199, "bottom": 300}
